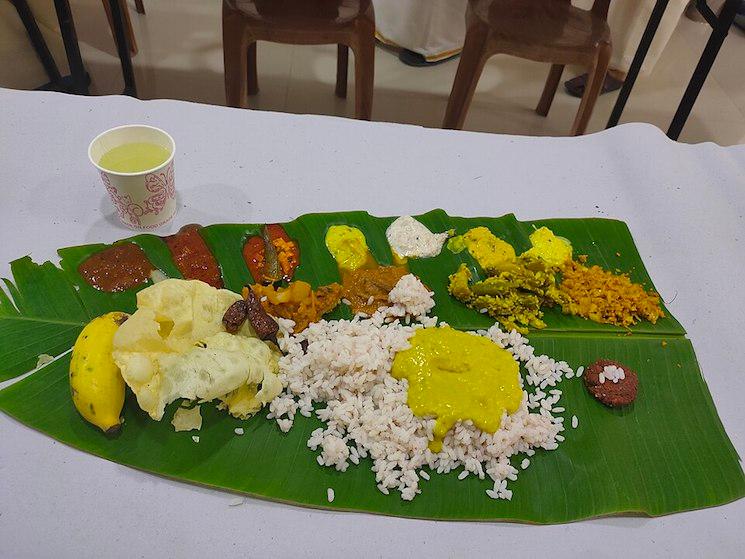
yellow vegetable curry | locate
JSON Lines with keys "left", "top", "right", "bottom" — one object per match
{"left": 449, "top": 227, "right": 516, "bottom": 273}
{"left": 392, "top": 327, "right": 522, "bottom": 452}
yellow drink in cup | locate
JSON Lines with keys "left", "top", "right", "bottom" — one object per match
{"left": 89, "top": 125, "right": 177, "bottom": 230}
{"left": 98, "top": 142, "right": 171, "bottom": 173}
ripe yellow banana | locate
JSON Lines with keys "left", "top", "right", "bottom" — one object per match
{"left": 69, "top": 311, "right": 129, "bottom": 434}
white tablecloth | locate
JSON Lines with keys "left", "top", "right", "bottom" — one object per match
{"left": 1, "top": 88, "right": 743, "bottom": 558}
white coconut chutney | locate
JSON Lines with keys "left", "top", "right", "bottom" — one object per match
{"left": 385, "top": 216, "right": 449, "bottom": 258}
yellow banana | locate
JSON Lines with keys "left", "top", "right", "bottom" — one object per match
{"left": 69, "top": 311, "right": 129, "bottom": 434}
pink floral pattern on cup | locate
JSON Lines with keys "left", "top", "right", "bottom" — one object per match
{"left": 101, "top": 160, "right": 176, "bottom": 228}
{"left": 143, "top": 161, "right": 176, "bottom": 214}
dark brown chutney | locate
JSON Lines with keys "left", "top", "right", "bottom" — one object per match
{"left": 163, "top": 224, "right": 223, "bottom": 288}
{"left": 78, "top": 242, "right": 154, "bottom": 292}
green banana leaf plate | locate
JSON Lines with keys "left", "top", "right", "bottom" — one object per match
{"left": 1, "top": 209, "right": 742, "bottom": 523}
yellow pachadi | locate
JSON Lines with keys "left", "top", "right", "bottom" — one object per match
{"left": 522, "top": 227, "right": 573, "bottom": 268}
{"left": 324, "top": 225, "right": 376, "bottom": 271}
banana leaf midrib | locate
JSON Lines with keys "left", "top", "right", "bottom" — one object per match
{"left": 0, "top": 315, "right": 87, "bottom": 326}
{"left": 521, "top": 329, "right": 684, "bottom": 340}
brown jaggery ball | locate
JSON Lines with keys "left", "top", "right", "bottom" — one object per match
{"left": 584, "top": 359, "right": 638, "bottom": 407}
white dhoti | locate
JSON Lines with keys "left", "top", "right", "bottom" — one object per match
{"left": 373, "top": 0, "right": 690, "bottom": 74}
{"left": 606, "top": 0, "right": 689, "bottom": 74}
{"left": 373, "top": 0, "right": 468, "bottom": 62}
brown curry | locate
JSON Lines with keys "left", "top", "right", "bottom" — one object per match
{"left": 341, "top": 265, "right": 408, "bottom": 315}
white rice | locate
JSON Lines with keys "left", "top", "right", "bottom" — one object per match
{"left": 602, "top": 364, "right": 626, "bottom": 383}
{"left": 191, "top": 435, "right": 200, "bottom": 443}
{"left": 149, "top": 269, "right": 168, "bottom": 283}
{"left": 386, "top": 274, "right": 435, "bottom": 320}
{"left": 234, "top": 427, "right": 244, "bottom": 436}
{"left": 327, "top": 488, "right": 335, "bottom": 503}
{"left": 269, "top": 275, "right": 575, "bottom": 501}
{"left": 571, "top": 415, "right": 578, "bottom": 429}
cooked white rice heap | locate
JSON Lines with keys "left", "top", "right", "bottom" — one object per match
{"left": 269, "top": 273, "right": 573, "bottom": 501}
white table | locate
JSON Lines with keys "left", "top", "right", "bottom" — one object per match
{"left": 1, "top": 88, "right": 743, "bottom": 559}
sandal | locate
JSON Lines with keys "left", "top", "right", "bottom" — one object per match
{"left": 398, "top": 49, "right": 460, "bottom": 67}
{"left": 564, "top": 73, "right": 624, "bottom": 98}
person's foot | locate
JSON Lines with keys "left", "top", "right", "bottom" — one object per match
{"left": 734, "top": 0, "right": 745, "bottom": 32}
{"left": 564, "top": 73, "right": 625, "bottom": 98}
{"left": 398, "top": 49, "right": 459, "bottom": 67}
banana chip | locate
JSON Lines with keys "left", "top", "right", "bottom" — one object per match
{"left": 112, "top": 279, "right": 281, "bottom": 421}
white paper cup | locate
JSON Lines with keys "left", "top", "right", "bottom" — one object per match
{"left": 89, "top": 124, "right": 177, "bottom": 230}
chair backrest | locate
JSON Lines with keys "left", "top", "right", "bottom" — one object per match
{"left": 591, "top": 0, "right": 610, "bottom": 20}
{"left": 472, "top": 0, "right": 611, "bottom": 22}
{"left": 549, "top": 0, "right": 610, "bottom": 19}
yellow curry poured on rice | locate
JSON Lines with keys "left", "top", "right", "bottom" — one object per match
{"left": 392, "top": 327, "right": 522, "bottom": 452}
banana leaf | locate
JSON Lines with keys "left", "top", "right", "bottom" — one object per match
{"left": 0, "top": 257, "right": 88, "bottom": 381}
{"left": 0, "top": 210, "right": 741, "bottom": 523}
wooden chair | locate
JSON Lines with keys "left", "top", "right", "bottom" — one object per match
{"left": 443, "top": 0, "right": 612, "bottom": 136}
{"left": 222, "top": 0, "right": 375, "bottom": 120}
{"left": 102, "top": 0, "right": 144, "bottom": 55}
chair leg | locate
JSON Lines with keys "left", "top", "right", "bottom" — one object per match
{"left": 134, "top": 0, "right": 145, "bottom": 14}
{"left": 102, "top": 0, "right": 114, "bottom": 38}
{"left": 336, "top": 45, "right": 349, "bottom": 99}
{"left": 102, "top": 0, "right": 137, "bottom": 55}
{"left": 119, "top": 0, "right": 138, "bottom": 55}
{"left": 247, "top": 42, "right": 258, "bottom": 95}
{"left": 13, "top": 0, "right": 63, "bottom": 84}
{"left": 223, "top": 13, "right": 250, "bottom": 108}
{"left": 536, "top": 64, "right": 564, "bottom": 117}
{"left": 442, "top": 23, "right": 490, "bottom": 130}
{"left": 351, "top": 27, "right": 375, "bottom": 120}
{"left": 571, "top": 43, "right": 611, "bottom": 135}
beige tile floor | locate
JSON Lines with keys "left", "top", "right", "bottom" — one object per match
{"left": 68, "top": 0, "right": 745, "bottom": 145}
